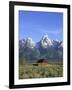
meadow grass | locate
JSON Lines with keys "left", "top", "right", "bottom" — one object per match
{"left": 19, "top": 63, "right": 63, "bottom": 79}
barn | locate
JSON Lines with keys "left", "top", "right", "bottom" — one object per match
{"left": 37, "top": 59, "right": 48, "bottom": 64}
{"left": 33, "top": 59, "right": 48, "bottom": 66}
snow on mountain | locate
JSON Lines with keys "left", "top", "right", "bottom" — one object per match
{"left": 19, "top": 34, "right": 63, "bottom": 49}
{"left": 60, "top": 42, "right": 63, "bottom": 47}
{"left": 19, "top": 39, "right": 25, "bottom": 48}
{"left": 52, "top": 40, "right": 60, "bottom": 48}
{"left": 19, "top": 34, "right": 63, "bottom": 62}
{"left": 58, "top": 42, "right": 63, "bottom": 48}
{"left": 25, "top": 37, "right": 35, "bottom": 48}
{"left": 41, "top": 34, "right": 53, "bottom": 48}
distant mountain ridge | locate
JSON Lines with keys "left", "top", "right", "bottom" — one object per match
{"left": 19, "top": 34, "right": 63, "bottom": 63}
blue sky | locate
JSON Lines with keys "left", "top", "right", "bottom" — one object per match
{"left": 19, "top": 10, "right": 63, "bottom": 42}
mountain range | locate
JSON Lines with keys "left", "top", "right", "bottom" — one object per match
{"left": 19, "top": 34, "right": 63, "bottom": 63}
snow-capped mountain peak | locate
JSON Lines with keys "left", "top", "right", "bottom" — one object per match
{"left": 19, "top": 34, "right": 63, "bottom": 49}
{"left": 60, "top": 42, "right": 63, "bottom": 47}
{"left": 58, "top": 42, "right": 63, "bottom": 48}
{"left": 19, "top": 39, "right": 25, "bottom": 48}
{"left": 43, "top": 34, "right": 49, "bottom": 39}
{"left": 25, "top": 37, "right": 35, "bottom": 48}
{"left": 41, "top": 34, "right": 53, "bottom": 48}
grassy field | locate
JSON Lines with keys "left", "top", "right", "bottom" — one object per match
{"left": 19, "top": 63, "right": 63, "bottom": 79}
